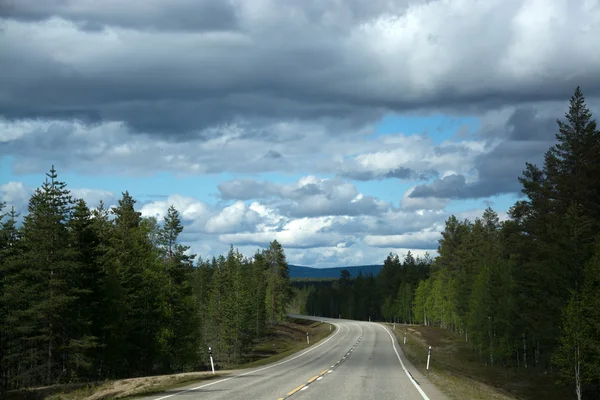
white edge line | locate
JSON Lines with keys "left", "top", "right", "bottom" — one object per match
{"left": 379, "top": 324, "right": 431, "bottom": 400}
{"left": 154, "top": 322, "right": 342, "bottom": 400}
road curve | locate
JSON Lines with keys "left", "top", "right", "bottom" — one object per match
{"left": 140, "top": 315, "right": 447, "bottom": 400}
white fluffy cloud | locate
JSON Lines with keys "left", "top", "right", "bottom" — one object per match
{"left": 140, "top": 194, "right": 211, "bottom": 222}
{"left": 0, "top": 182, "right": 32, "bottom": 215}
{"left": 205, "top": 201, "right": 262, "bottom": 234}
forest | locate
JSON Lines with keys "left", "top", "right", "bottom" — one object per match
{"left": 0, "top": 178, "right": 292, "bottom": 393}
{"left": 292, "top": 87, "right": 600, "bottom": 398}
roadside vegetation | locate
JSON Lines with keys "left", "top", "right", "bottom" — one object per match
{"left": 6, "top": 318, "right": 334, "bottom": 400}
{"left": 292, "top": 87, "right": 600, "bottom": 399}
{"left": 0, "top": 175, "right": 295, "bottom": 396}
{"left": 389, "top": 323, "right": 571, "bottom": 400}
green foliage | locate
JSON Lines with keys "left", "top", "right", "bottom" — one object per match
{"left": 0, "top": 167, "right": 293, "bottom": 391}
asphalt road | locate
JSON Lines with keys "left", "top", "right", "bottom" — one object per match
{"left": 141, "top": 316, "right": 447, "bottom": 400}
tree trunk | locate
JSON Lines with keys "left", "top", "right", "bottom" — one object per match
{"left": 523, "top": 332, "right": 527, "bottom": 368}
{"left": 575, "top": 343, "right": 581, "bottom": 400}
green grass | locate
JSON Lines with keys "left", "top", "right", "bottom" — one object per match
{"left": 7, "top": 318, "right": 335, "bottom": 400}
{"left": 386, "top": 323, "right": 573, "bottom": 400}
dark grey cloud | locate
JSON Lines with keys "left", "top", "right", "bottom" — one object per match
{"left": 1, "top": 0, "right": 600, "bottom": 139}
{"left": 218, "top": 180, "right": 280, "bottom": 201}
{"left": 409, "top": 98, "right": 600, "bottom": 200}
{"left": 263, "top": 150, "right": 283, "bottom": 159}
{"left": 341, "top": 167, "right": 438, "bottom": 181}
{"left": 410, "top": 174, "right": 469, "bottom": 199}
{"left": 505, "top": 106, "right": 559, "bottom": 141}
{"left": 409, "top": 139, "right": 551, "bottom": 200}
{"left": 1, "top": 0, "right": 240, "bottom": 32}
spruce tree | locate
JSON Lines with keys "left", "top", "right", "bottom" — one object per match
{"left": 158, "top": 206, "right": 199, "bottom": 371}
{"left": 2, "top": 166, "right": 79, "bottom": 386}
{"left": 264, "top": 240, "right": 291, "bottom": 324}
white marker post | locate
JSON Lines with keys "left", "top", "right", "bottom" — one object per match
{"left": 369, "top": 315, "right": 371, "bottom": 322}
{"left": 393, "top": 323, "right": 396, "bottom": 330}
{"left": 209, "top": 346, "right": 215, "bottom": 375}
{"left": 306, "top": 332, "right": 310, "bottom": 345}
{"left": 404, "top": 336, "right": 406, "bottom": 345}
{"left": 426, "top": 346, "right": 432, "bottom": 370}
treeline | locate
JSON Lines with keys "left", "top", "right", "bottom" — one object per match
{"left": 292, "top": 251, "right": 431, "bottom": 321}
{"left": 294, "top": 87, "right": 600, "bottom": 398}
{"left": 0, "top": 170, "right": 292, "bottom": 392}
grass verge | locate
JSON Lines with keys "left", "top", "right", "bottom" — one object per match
{"left": 7, "top": 317, "right": 335, "bottom": 400}
{"left": 387, "top": 323, "right": 572, "bottom": 400}
{"left": 232, "top": 317, "right": 334, "bottom": 369}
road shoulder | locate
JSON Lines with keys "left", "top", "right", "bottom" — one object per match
{"left": 378, "top": 323, "right": 450, "bottom": 400}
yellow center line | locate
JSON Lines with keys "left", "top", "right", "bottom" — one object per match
{"left": 280, "top": 365, "right": 339, "bottom": 398}
{"left": 286, "top": 384, "right": 306, "bottom": 397}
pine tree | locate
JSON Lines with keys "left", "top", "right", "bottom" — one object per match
{"left": 2, "top": 166, "right": 79, "bottom": 386}
{"left": 90, "top": 200, "right": 126, "bottom": 379}
{"left": 250, "top": 250, "right": 268, "bottom": 339}
{"left": 0, "top": 204, "right": 18, "bottom": 392}
{"left": 157, "top": 205, "right": 199, "bottom": 372}
{"left": 65, "top": 199, "right": 100, "bottom": 380}
{"left": 110, "top": 191, "right": 164, "bottom": 376}
{"left": 264, "top": 240, "right": 291, "bottom": 324}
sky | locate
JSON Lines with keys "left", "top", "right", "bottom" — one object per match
{"left": 1, "top": 0, "right": 600, "bottom": 268}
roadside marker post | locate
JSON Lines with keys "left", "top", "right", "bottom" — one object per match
{"left": 306, "top": 332, "right": 310, "bottom": 345}
{"left": 209, "top": 346, "right": 215, "bottom": 375}
{"left": 404, "top": 336, "right": 406, "bottom": 345}
{"left": 426, "top": 346, "right": 432, "bottom": 370}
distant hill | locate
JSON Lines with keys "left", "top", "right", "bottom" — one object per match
{"left": 288, "top": 264, "right": 383, "bottom": 279}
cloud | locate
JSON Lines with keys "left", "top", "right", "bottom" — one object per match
{"left": 1, "top": 0, "right": 599, "bottom": 137}
{"left": 218, "top": 176, "right": 389, "bottom": 218}
{"left": 401, "top": 186, "right": 449, "bottom": 210}
{"left": 140, "top": 194, "right": 211, "bottom": 227}
{"left": 340, "top": 167, "right": 438, "bottom": 182}
{"left": 204, "top": 201, "right": 262, "bottom": 234}
{"left": 70, "top": 188, "right": 117, "bottom": 209}
{"left": 218, "top": 216, "right": 350, "bottom": 249}
{"left": 364, "top": 228, "right": 443, "bottom": 249}
{"left": 0, "top": 182, "right": 33, "bottom": 215}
